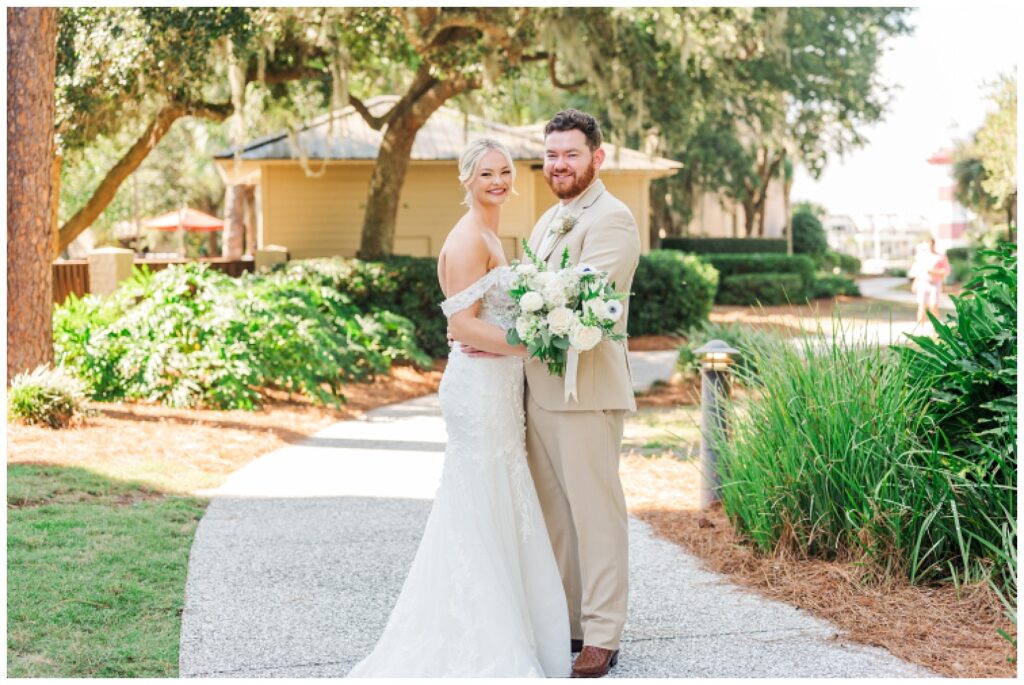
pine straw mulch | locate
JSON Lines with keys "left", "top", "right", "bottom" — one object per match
{"left": 6, "top": 362, "right": 444, "bottom": 494}
{"left": 618, "top": 450, "right": 1017, "bottom": 678}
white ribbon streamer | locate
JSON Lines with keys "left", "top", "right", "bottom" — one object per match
{"left": 564, "top": 348, "right": 580, "bottom": 403}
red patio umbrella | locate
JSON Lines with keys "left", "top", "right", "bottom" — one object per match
{"left": 142, "top": 207, "right": 224, "bottom": 232}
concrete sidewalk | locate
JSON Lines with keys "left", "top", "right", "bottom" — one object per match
{"left": 179, "top": 392, "right": 934, "bottom": 678}
{"left": 858, "top": 276, "right": 955, "bottom": 311}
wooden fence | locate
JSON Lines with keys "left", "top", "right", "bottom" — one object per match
{"left": 52, "top": 257, "right": 256, "bottom": 305}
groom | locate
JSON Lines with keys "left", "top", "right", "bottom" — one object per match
{"left": 524, "top": 109, "right": 639, "bottom": 678}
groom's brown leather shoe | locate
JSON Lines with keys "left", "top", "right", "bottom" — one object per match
{"left": 571, "top": 646, "right": 619, "bottom": 678}
{"left": 571, "top": 639, "right": 584, "bottom": 653}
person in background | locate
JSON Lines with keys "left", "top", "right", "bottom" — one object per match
{"left": 911, "top": 237, "right": 950, "bottom": 327}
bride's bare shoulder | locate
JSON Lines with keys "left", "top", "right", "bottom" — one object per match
{"left": 439, "top": 224, "right": 490, "bottom": 296}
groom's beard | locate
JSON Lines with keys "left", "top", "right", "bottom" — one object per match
{"left": 545, "top": 159, "right": 598, "bottom": 200}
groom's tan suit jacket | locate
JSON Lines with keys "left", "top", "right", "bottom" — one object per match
{"left": 524, "top": 179, "right": 640, "bottom": 412}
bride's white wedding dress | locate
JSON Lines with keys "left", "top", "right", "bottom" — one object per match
{"left": 347, "top": 266, "right": 570, "bottom": 678}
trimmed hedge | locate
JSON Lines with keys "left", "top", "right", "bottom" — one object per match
{"left": 717, "top": 273, "right": 804, "bottom": 306}
{"left": 628, "top": 250, "right": 719, "bottom": 335}
{"left": 662, "top": 237, "right": 787, "bottom": 254}
{"left": 810, "top": 275, "right": 861, "bottom": 299}
{"left": 703, "top": 253, "right": 815, "bottom": 294}
{"left": 819, "top": 251, "right": 862, "bottom": 275}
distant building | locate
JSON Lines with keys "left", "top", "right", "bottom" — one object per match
{"left": 681, "top": 178, "right": 787, "bottom": 238}
{"left": 823, "top": 213, "right": 930, "bottom": 274}
{"left": 926, "top": 148, "right": 970, "bottom": 250}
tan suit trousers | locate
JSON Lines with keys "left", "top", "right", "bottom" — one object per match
{"left": 525, "top": 391, "right": 628, "bottom": 651}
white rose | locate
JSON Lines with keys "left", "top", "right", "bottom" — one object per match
{"left": 569, "top": 323, "right": 603, "bottom": 352}
{"left": 604, "top": 300, "right": 623, "bottom": 323}
{"left": 519, "top": 291, "right": 544, "bottom": 312}
{"left": 542, "top": 282, "right": 568, "bottom": 307}
{"left": 516, "top": 314, "right": 537, "bottom": 340}
{"left": 584, "top": 298, "right": 609, "bottom": 320}
{"left": 546, "top": 307, "right": 575, "bottom": 336}
{"left": 515, "top": 262, "right": 538, "bottom": 276}
{"left": 531, "top": 271, "right": 559, "bottom": 289}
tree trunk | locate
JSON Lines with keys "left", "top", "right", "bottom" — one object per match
{"left": 357, "top": 120, "right": 417, "bottom": 260}
{"left": 742, "top": 197, "right": 757, "bottom": 237}
{"left": 222, "top": 184, "right": 245, "bottom": 259}
{"left": 357, "top": 69, "right": 476, "bottom": 259}
{"left": 7, "top": 7, "right": 58, "bottom": 380}
{"left": 243, "top": 185, "right": 257, "bottom": 256}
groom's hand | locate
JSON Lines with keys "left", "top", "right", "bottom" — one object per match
{"left": 459, "top": 343, "right": 501, "bottom": 358}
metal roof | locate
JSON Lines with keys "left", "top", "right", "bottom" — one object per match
{"left": 215, "top": 95, "right": 681, "bottom": 173}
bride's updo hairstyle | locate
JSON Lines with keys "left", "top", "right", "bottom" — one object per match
{"left": 458, "top": 138, "right": 517, "bottom": 206}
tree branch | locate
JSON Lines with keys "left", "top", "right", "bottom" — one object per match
{"left": 58, "top": 103, "right": 186, "bottom": 251}
{"left": 548, "top": 54, "right": 587, "bottom": 91}
{"left": 348, "top": 94, "right": 390, "bottom": 131}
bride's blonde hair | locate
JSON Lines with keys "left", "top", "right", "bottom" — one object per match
{"left": 458, "top": 138, "right": 517, "bottom": 206}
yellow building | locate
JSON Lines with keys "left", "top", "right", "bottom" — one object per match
{"left": 214, "top": 96, "right": 680, "bottom": 259}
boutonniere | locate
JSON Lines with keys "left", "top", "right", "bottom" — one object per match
{"left": 549, "top": 213, "right": 579, "bottom": 238}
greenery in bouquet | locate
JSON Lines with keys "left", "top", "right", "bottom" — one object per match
{"left": 505, "top": 242, "right": 625, "bottom": 375}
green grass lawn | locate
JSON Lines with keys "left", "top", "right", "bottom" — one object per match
{"left": 7, "top": 464, "right": 207, "bottom": 677}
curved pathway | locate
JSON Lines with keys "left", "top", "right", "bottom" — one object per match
{"left": 179, "top": 390, "right": 934, "bottom": 678}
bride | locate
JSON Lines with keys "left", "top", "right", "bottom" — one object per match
{"left": 346, "top": 139, "right": 570, "bottom": 678}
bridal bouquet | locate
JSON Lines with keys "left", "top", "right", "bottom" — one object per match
{"left": 505, "top": 241, "right": 626, "bottom": 376}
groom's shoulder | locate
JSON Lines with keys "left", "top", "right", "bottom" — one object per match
{"left": 594, "top": 188, "right": 637, "bottom": 228}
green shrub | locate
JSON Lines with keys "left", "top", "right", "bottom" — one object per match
{"left": 702, "top": 254, "right": 816, "bottom": 295}
{"left": 629, "top": 251, "right": 719, "bottom": 335}
{"left": 949, "top": 258, "right": 973, "bottom": 283}
{"left": 809, "top": 274, "right": 861, "bottom": 299}
{"left": 272, "top": 257, "right": 449, "bottom": 358}
{"left": 713, "top": 325, "right": 1005, "bottom": 584}
{"left": 53, "top": 263, "right": 430, "bottom": 410}
{"left": 661, "top": 237, "right": 787, "bottom": 254}
{"left": 8, "top": 365, "right": 89, "bottom": 428}
{"left": 716, "top": 273, "right": 805, "bottom": 305}
{"left": 901, "top": 243, "right": 1016, "bottom": 482}
{"left": 792, "top": 209, "right": 828, "bottom": 258}
{"left": 945, "top": 246, "right": 973, "bottom": 262}
{"left": 838, "top": 253, "right": 861, "bottom": 274}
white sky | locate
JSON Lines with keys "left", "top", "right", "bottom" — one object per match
{"left": 790, "top": 2, "right": 1020, "bottom": 218}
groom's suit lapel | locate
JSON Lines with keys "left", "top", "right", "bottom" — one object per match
{"left": 538, "top": 180, "right": 607, "bottom": 263}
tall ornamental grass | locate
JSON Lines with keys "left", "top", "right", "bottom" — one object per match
{"left": 713, "top": 322, "right": 1013, "bottom": 586}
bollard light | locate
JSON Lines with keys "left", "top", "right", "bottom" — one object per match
{"left": 693, "top": 339, "right": 739, "bottom": 510}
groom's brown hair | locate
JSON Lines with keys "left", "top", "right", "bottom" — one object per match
{"left": 545, "top": 109, "right": 602, "bottom": 151}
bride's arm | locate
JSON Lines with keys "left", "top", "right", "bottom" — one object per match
{"left": 444, "top": 237, "right": 527, "bottom": 357}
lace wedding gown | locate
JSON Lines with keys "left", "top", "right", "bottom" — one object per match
{"left": 347, "top": 266, "right": 570, "bottom": 678}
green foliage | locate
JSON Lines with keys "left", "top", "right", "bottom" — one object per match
{"left": 901, "top": 243, "right": 1017, "bottom": 480}
{"left": 809, "top": 274, "right": 860, "bottom": 300}
{"left": 7, "top": 464, "right": 205, "bottom": 677}
{"left": 676, "top": 321, "right": 777, "bottom": 384}
{"left": 839, "top": 253, "right": 862, "bottom": 274}
{"left": 53, "top": 262, "right": 429, "bottom": 410}
{"left": 8, "top": 366, "right": 90, "bottom": 429}
{"left": 703, "top": 253, "right": 816, "bottom": 292}
{"left": 717, "top": 273, "right": 804, "bottom": 306}
{"left": 714, "top": 324, "right": 1013, "bottom": 585}
{"left": 952, "top": 74, "right": 1017, "bottom": 231}
{"left": 791, "top": 208, "right": 828, "bottom": 258}
{"left": 661, "top": 237, "right": 787, "bottom": 254}
{"left": 271, "top": 256, "right": 448, "bottom": 358}
{"left": 628, "top": 251, "right": 719, "bottom": 335}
